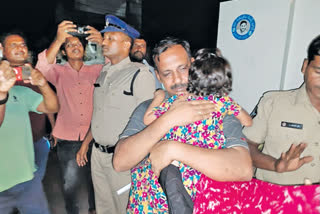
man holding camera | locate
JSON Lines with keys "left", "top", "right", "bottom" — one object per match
{"left": 0, "top": 32, "right": 54, "bottom": 183}
{"left": 36, "top": 20, "right": 103, "bottom": 214}
{"left": 0, "top": 34, "right": 59, "bottom": 213}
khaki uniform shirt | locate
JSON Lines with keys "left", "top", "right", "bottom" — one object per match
{"left": 91, "top": 57, "right": 155, "bottom": 146}
{"left": 243, "top": 84, "right": 320, "bottom": 185}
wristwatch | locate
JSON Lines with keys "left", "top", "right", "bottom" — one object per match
{"left": 0, "top": 93, "right": 9, "bottom": 105}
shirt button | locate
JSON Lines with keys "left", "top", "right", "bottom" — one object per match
{"left": 80, "top": 102, "right": 82, "bottom": 104}
{"left": 78, "top": 82, "right": 81, "bottom": 84}
{"left": 315, "top": 142, "right": 319, "bottom": 146}
{"left": 80, "top": 92, "right": 82, "bottom": 95}
{"left": 81, "top": 114, "right": 83, "bottom": 116}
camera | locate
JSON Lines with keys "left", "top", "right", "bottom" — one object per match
{"left": 13, "top": 66, "right": 31, "bottom": 81}
{"left": 68, "top": 26, "right": 89, "bottom": 37}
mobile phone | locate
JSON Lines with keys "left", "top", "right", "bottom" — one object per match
{"left": 13, "top": 66, "right": 32, "bottom": 81}
{"left": 68, "top": 26, "right": 89, "bottom": 37}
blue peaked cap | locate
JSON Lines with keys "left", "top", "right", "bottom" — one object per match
{"left": 100, "top": 15, "right": 140, "bottom": 39}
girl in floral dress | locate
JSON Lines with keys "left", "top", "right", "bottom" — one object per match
{"left": 127, "top": 49, "right": 320, "bottom": 214}
{"left": 127, "top": 49, "right": 252, "bottom": 213}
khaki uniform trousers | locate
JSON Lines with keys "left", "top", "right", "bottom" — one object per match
{"left": 91, "top": 146, "right": 131, "bottom": 214}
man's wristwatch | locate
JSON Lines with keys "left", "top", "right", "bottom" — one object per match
{"left": 0, "top": 93, "right": 9, "bottom": 105}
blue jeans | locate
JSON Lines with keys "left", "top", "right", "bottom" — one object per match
{"left": 34, "top": 137, "right": 50, "bottom": 180}
{"left": 0, "top": 172, "right": 50, "bottom": 214}
{"left": 57, "top": 139, "right": 95, "bottom": 214}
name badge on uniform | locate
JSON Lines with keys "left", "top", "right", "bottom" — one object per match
{"left": 281, "top": 121, "right": 303, "bottom": 129}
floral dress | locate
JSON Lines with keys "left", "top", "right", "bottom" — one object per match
{"left": 127, "top": 94, "right": 240, "bottom": 214}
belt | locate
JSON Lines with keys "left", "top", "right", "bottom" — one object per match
{"left": 94, "top": 142, "right": 115, "bottom": 153}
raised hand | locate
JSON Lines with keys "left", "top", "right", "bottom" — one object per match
{"left": 275, "top": 143, "right": 314, "bottom": 173}
{"left": 56, "top": 20, "right": 77, "bottom": 44}
{"left": 85, "top": 26, "right": 103, "bottom": 45}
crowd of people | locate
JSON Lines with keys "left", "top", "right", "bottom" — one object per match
{"left": 0, "top": 13, "right": 319, "bottom": 214}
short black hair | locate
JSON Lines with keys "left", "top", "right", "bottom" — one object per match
{"left": 0, "top": 31, "right": 28, "bottom": 48}
{"left": 0, "top": 31, "right": 33, "bottom": 64}
{"left": 152, "top": 37, "right": 191, "bottom": 69}
{"left": 240, "top": 20, "right": 248, "bottom": 25}
{"left": 307, "top": 35, "right": 320, "bottom": 63}
{"left": 187, "top": 48, "right": 232, "bottom": 97}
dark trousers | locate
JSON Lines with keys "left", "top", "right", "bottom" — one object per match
{"left": 57, "top": 139, "right": 95, "bottom": 214}
{"left": 159, "top": 164, "right": 194, "bottom": 214}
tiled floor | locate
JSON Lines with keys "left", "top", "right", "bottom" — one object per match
{"left": 43, "top": 149, "right": 90, "bottom": 214}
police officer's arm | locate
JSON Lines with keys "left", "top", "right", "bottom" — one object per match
{"left": 113, "top": 98, "right": 217, "bottom": 172}
{"left": 0, "top": 61, "right": 16, "bottom": 126}
{"left": 244, "top": 94, "right": 313, "bottom": 173}
{"left": 248, "top": 139, "right": 313, "bottom": 172}
{"left": 149, "top": 115, "right": 252, "bottom": 181}
{"left": 46, "top": 20, "right": 77, "bottom": 64}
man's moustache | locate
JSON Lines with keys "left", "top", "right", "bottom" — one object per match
{"left": 134, "top": 51, "right": 144, "bottom": 56}
{"left": 171, "top": 83, "right": 188, "bottom": 90}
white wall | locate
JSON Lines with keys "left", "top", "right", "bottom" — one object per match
{"left": 217, "top": 0, "right": 296, "bottom": 112}
{"left": 283, "top": 0, "right": 320, "bottom": 90}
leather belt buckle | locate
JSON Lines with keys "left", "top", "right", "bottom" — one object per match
{"left": 95, "top": 142, "right": 115, "bottom": 153}
{"left": 106, "top": 145, "right": 115, "bottom": 153}
{"left": 98, "top": 144, "right": 105, "bottom": 152}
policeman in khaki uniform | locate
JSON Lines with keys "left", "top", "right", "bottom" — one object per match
{"left": 80, "top": 15, "right": 155, "bottom": 214}
{"left": 243, "top": 35, "right": 320, "bottom": 185}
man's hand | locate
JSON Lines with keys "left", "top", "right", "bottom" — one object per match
{"left": 76, "top": 144, "right": 89, "bottom": 167}
{"left": 85, "top": 26, "right": 103, "bottom": 45}
{"left": 275, "top": 143, "right": 314, "bottom": 173}
{"left": 23, "top": 65, "right": 47, "bottom": 87}
{"left": 56, "top": 20, "right": 77, "bottom": 44}
{"left": 164, "top": 95, "right": 217, "bottom": 127}
{"left": 149, "top": 141, "right": 175, "bottom": 177}
{"left": 49, "top": 133, "right": 58, "bottom": 147}
{"left": 0, "top": 60, "right": 16, "bottom": 93}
